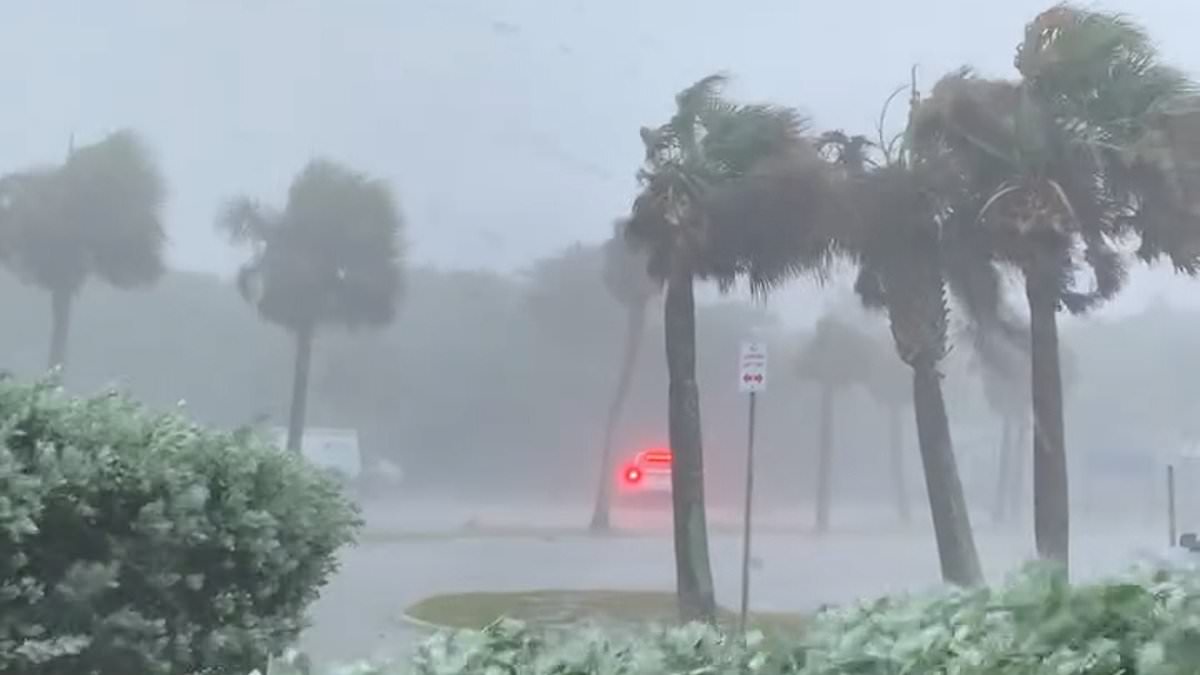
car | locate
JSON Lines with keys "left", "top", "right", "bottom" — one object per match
{"left": 616, "top": 448, "right": 673, "bottom": 504}
{"left": 268, "top": 426, "right": 363, "bottom": 491}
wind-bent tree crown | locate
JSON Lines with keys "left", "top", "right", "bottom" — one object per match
{"left": 602, "top": 219, "right": 661, "bottom": 308}
{"left": 910, "top": 5, "right": 1200, "bottom": 312}
{"left": 218, "top": 159, "right": 404, "bottom": 333}
{"left": 0, "top": 130, "right": 166, "bottom": 295}
{"left": 795, "top": 315, "right": 877, "bottom": 389}
{"left": 627, "top": 74, "right": 839, "bottom": 293}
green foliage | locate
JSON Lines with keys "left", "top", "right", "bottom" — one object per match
{"left": 0, "top": 378, "right": 360, "bottom": 675}
{"left": 276, "top": 563, "right": 1200, "bottom": 675}
{"left": 218, "top": 159, "right": 404, "bottom": 334}
{"left": 628, "top": 73, "right": 834, "bottom": 292}
{"left": 800, "top": 562, "right": 1200, "bottom": 675}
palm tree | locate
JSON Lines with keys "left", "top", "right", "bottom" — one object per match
{"left": 794, "top": 315, "right": 875, "bottom": 533}
{"left": 591, "top": 222, "right": 661, "bottom": 532}
{"left": 0, "top": 131, "right": 166, "bottom": 370}
{"left": 625, "top": 74, "right": 838, "bottom": 620}
{"left": 864, "top": 333, "right": 915, "bottom": 524}
{"left": 218, "top": 159, "right": 404, "bottom": 453}
{"left": 977, "top": 348, "right": 1030, "bottom": 525}
{"left": 842, "top": 154, "right": 994, "bottom": 586}
{"left": 911, "top": 6, "right": 1199, "bottom": 567}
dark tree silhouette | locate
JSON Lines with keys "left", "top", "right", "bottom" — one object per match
{"left": 591, "top": 222, "right": 660, "bottom": 531}
{"left": 0, "top": 130, "right": 166, "bottom": 370}
{"left": 218, "top": 159, "right": 404, "bottom": 453}
{"left": 626, "top": 74, "right": 839, "bottom": 620}
{"left": 911, "top": 6, "right": 1200, "bottom": 567}
{"left": 805, "top": 107, "right": 1015, "bottom": 586}
{"left": 795, "top": 315, "right": 875, "bottom": 533}
{"left": 864, "top": 332, "right": 916, "bottom": 524}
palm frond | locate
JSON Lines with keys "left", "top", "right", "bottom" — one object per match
{"left": 219, "top": 158, "right": 404, "bottom": 332}
{"left": 602, "top": 218, "right": 662, "bottom": 306}
{"left": 216, "top": 197, "right": 277, "bottom": 245}
{"left": 701, "top": 146, "right": 843, "bottom": 295}
{"left": 911, "top": 71, "right": 1022, "bottom": 174}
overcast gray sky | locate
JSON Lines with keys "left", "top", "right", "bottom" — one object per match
{"left": 4, "top": 0, "right": 1200, "bottom": 318}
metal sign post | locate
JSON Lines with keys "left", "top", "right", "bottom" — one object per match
{"left": 1168, "top": 464, "right": 1177, "bottom": 548}
{"left": 737, "top": 340, "right": 767, "bottom": 633}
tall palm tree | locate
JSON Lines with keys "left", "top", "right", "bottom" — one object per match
{"left": 591, "top": 222, "right": 660, "bottom": 532}
{"left": 794, "top": 315, "right": 875, "bottom": 533}
{"left": 911, "top": 5, "right": 1199, "bottom": 567}
{"left": 865, "top": 334, "right": 915, "bottom": 524}
{"left": 842, "top": 155, "right": 994, "bottom": 586}
{"left": 0, "top": 131, "right": 166, "bottom": 370}
{"left": 626, "top": 74, "right": 838, "bottom": 620}
{"left": 218, "top": 160, "right": 404, "bottom": 453}
{"left": 977, "top": 348, "right": 1030, "bottom": 525}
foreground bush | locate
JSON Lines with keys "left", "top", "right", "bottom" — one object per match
{"left": 0, "top": 378, "right": 360, "bottom": 675}
{"left": 276, "top": 561, "right": 1200, "bottom": 675}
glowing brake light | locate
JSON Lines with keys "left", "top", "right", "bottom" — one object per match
{"left": 642, "top": 450, "right": 672, "bottom": 465}
{"left": 624, "top": 467, "right": 643, "bottom": 484}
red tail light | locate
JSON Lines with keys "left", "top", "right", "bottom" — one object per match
{"left": 643, "top": 449, "right": 672, "bottom": 466}
{"left": 624, "top": 466, "right": 643, "bottom": 484}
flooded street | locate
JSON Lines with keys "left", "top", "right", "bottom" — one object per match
{"left": 302, "top": 498, "right": 1171, "bottom": 665}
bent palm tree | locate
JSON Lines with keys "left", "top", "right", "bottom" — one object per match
{"left": 0, "top": 131, "right": 166, "bottom": 370}
{"left": 218, "top": 160, "right": 404, "bottom": 453}
{"left": 795, "top": 315, "right": 875, "bottom": 533}
{"left": 591, "top": 222, "right": 661, "bottom": 532}
{"left": 865, "top": 335, "right": 916, "bottom": 524}
{"left": 845, "top": 158, "right": 991, "bottom": 586}
{"left": 626, "top": 74, "right": 838, "bottom": 620}
{"left": 912, "top": 6, "right": 1200, "bottom": 567}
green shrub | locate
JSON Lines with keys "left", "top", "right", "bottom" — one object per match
{"left": 799, "top": 562, "right": 1200, "bottom": 675}
{"left": 0, "top": 378, "right": 361, "bottom": 675}
{"left": 279, "top": 562, "right": 1200, "bottom": 675}
{"left": 265, "top": 619, "right": 801, "bottom": 675}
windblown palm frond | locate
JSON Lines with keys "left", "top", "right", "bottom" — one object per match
{"left": 1016, "top": 4, "right": 1195, "bottom": 143}
{"left": 603, "top": 219, "right": 661, "bottom": 307}
{"left": 630, "top": 73, "right": 832, "bottom": 293}
{"left": 702, "top": 147, "right": 843, "bottom": 295}
{"left": 217, "top": 197, "right": 278, "bottom": 245}
{"left": 217, "top": 159, "right": 404, "bottom": 333}
{"left": 0, "top": 130, "right": 166, "bottom": 294}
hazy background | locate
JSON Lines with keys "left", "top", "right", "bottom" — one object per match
{"left": 5, "top": 0, "right": 1200, "bottom": 519}
{"left": 5, "top": 0, "right": 1200, "bottom": 321}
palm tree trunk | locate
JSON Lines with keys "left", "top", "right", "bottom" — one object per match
{"left": 1009, "top": 420, "right": 1029, "bottom": 520}
{"left": 815, "top": 385, "right": 835, "bottom": 533}
{"left": 1027, "top": 280, "right": 1069, "bottom": 568}
{"left": 912, "top": 363, "right": 983, "bottom": 586}
{"left": 286, "top": 325, "right": 315, "bottom": 454}
{"left": 889, "top": 404, "right": 910, "bottom": 524}
{"left": 590, "top": 301, "right": 648, "bottom": 532}
{"left": 992, "top": 418, "right": 1014, "bottom": 524}
{"left": 663, "top": 258, "right": 716, "bottom": 622}
{"left": 47, "top": 288, "right": 74, "bottom": 371}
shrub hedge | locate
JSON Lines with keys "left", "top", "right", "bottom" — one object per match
{"left": 0, "top": 378, "right": 360, "bottom": 675}
{"left": 271, "top": 561, "right": 1200, "bottom": 675}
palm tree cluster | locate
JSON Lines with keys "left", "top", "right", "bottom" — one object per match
{"left": 0, "top": 136, "right": 405, "bottom": 458}
{"left": 2, "top": 1, "right": 1198, "bottom": 627}
{"left": 607, "top": 5, "right": 1200, "bottom": 617}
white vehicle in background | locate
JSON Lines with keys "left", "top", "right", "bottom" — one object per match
{"left": 269, "top": 427, "right": 363, "bottom": 485}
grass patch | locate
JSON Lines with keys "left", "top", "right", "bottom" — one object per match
{"left": 404, "top": 590, "right": 803, "bottom": 634}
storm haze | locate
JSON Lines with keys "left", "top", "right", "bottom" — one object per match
{"left": 7, "top": 0, "right": 1200, "bottom": 320}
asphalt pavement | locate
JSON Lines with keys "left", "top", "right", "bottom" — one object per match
{"left": 299, "top": 499, "right": 1170, "bottom": 666}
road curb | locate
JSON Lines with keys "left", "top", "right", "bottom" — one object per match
{"left": 396, "top": 612, "right": 450, "bottom": 632}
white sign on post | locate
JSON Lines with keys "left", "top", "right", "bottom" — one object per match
{"left": 738, "top": 341, "right": 768, "bottom": 393}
